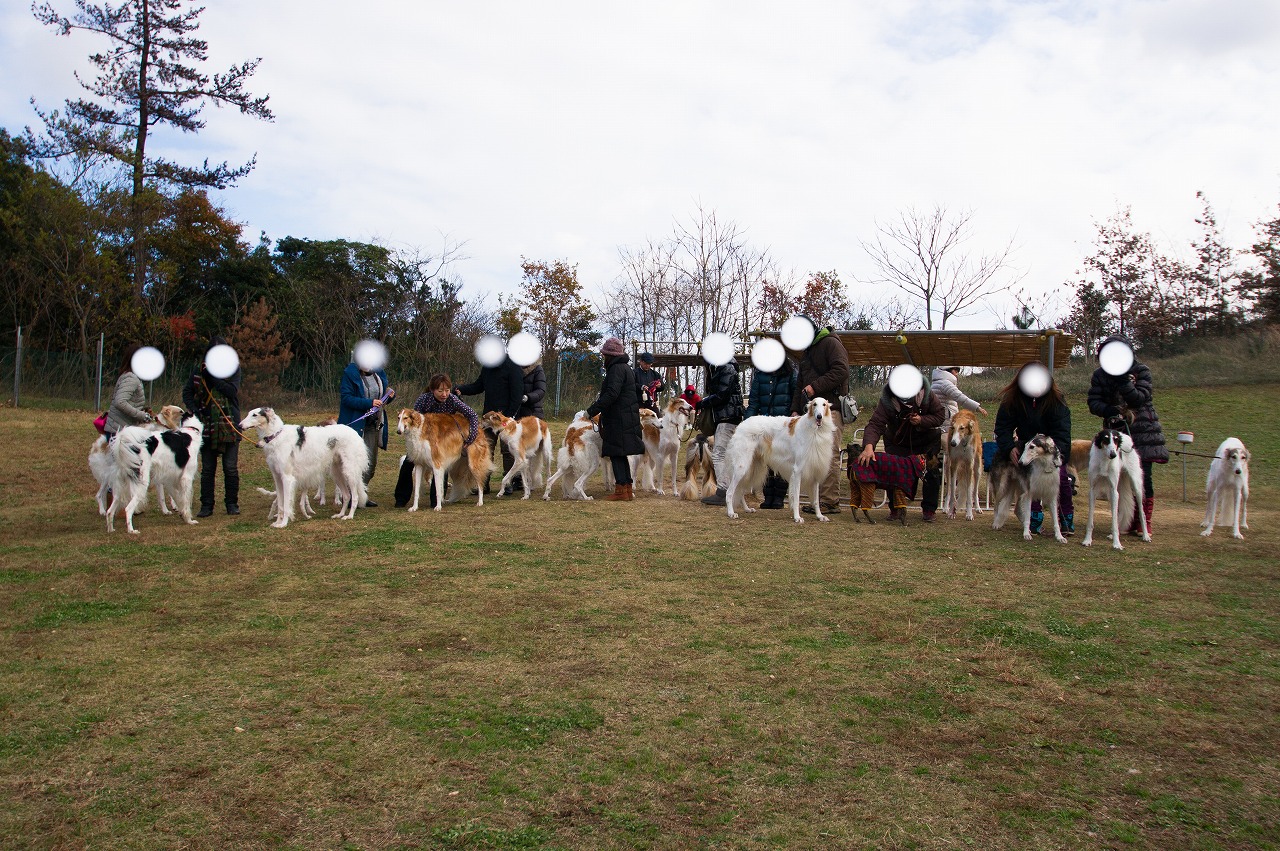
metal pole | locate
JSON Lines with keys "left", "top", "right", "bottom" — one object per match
{"left": 13, "top": 326, "right": 21, "bottom": 408}
{"left": 1048, "top": 332, "right": 1056, "bottom": 371}
{"left": 555, "top": 353, "right": 563, "bottom": 417}
{"left": 1182, "top": 455, "right": 1188, "bottom": 502}
{"left": 95, "top": 332, "right": 104, "bottom": 411}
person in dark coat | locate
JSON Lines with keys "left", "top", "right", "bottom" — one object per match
{"left": 1087, "top": 335, "right": 1168, "bottom": 534}
{"left": 857, "top": 380, "right": 945, "bottom": 521}
{"left": 457, "top": 354, "right": 524, "bottom": 494}
{"left": 744, "top": 358, "right": 798, "bottom": 509}
{"left": 697, "top": 358, "right": 745, "bottom": 506}
{"left": 182, "top": 336, "right": 242, "bottom": 516}
{"left": 518, "top": 360, "right": 547, "bottom": 419}
{"left": 791, "top": 322, "right": 850, "bottom": 513}
{"left": 339, "top": 357, "right": 394, "bottom": 506}
{"left": 587, "top": 337, "right": 644, "bottom": 501}
{"left": 634, "top": 352, "right": 668, "bottom": 414}
{"left": 993, "top": 362, "right": 1074, "bottom": 534}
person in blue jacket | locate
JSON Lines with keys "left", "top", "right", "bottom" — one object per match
{"left": 339, "top": 356, "right": 393, "bottom": 507}
{"left": 744, "top": 357, "right": 798, "bottom": 509}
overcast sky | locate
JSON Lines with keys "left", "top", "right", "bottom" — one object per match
{"left": 3, "top": 0, "right": 1278, "bottom": 330}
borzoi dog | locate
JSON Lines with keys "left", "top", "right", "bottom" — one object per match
{"left": 943, "top": 410, "right": 982, "bottom": 520}
{"left": 396, "top": 409, "right": 494, "bottom": 510}
{"left": 480, "top": 411, "right": 553, "bottom": 499}
{"left": 239, "top": 407, "right": 369, "bottom": 527}
{"left": 679, "top": 434, "right": 717, "bottom": 501}
{"left": 544, "top": 411, "right": 603, "bottom": 501}
{"left": 1201, "top": 437, "right": 1250, "bottom": 539}
{"left": 105, "top": 414, "right": 204, "bottom": 534}
{"left": 1081, "top": 429, "right": 1148, "bottom": 550}
{"left": 632, "top": 408, "right": 662, "bottom": 492}
{"left": 89, "top": 404, "right": 186, "bottom": 515}
{"left": 724, "top": 397, "right": 838, "bottom": 524}
{"left": 637, "top": 399, "right": 696, "bottom": 493}
{"left": 990, "top": 434, "right": 1067, "bottom": 543}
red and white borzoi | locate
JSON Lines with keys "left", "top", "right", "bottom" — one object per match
{"left": 105, "top": 413, "right": 204, "bottom": 534}
{"left": 396, "top": 408, "right": 494, "bottom": 511}
{"left": 89, "top": 404, "right": 186, "bottom": 516}
{"left": 1201, "top": 437, "right": 1250, "bottom": 539}
{"left": 544, "top": 411, "right": 603, "bottom": 501}
{"left": 724, "top": 397, "right": 838, "bottom": 524}
{"left": 1081, "top": 428, "right": 1148, "bottom": 550}
{"left": 943, "top": 409, "right": 982, "bottom": 520}
{"left": 480, "top": 411, "right": 553, "bottom": 499}
{"left": 642, "top": 397, "right": 693, "bottom": 494}
{"left": 239, "top": 407, "right": 369, "bottom": 527}
{"left": 679, "top": 433, "right": 717, "bottom": 501}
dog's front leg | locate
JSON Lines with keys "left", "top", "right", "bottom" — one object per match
{"left": 1020, "top": 495, "right": 1033, "bottom": 540}
{"left": 1081, "top": 484, "right": 1097, "bottom": 548}
{"left": 273, "top": 475, "right": 293, "bottom": 528}
{"left": 408, "top": 462, "right": 422, "bottom": 511}
{"left": 433, "top": 466, "right": 447, "bottom": 512}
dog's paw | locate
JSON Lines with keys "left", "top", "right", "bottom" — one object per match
{"left": 1054, "top": 535, "right": 1067, "bottom": 544}
{"left": 1141, "top": 533, "right": 1151, "bottom": 543}
{"left": 1023, "top": 531, "right": 1033, "bottom": 541}
{"left": 1111, "top": 541, "right": 1124, "bottom": 551}
{"left": 433, "top": 505, "right": 443, "bottom": 512}
{"left": 521, "top": 493, "right": 531, "bottom": 500}
{"left": 1232, "top": 531, "right": 1244, "bottom": 540}
{"left": 726, "top": 510, "right": 738, "bottom": 520}
{"left": 794, "top": 516, "right": 805, "bottom": 525}
{"left": 1081, "top": 538, "right": 1092, "bottom": 547}
{"left": 1200, "top": 528, "right": 1214, "bottom": 537}
{"left": 186, "top": 518, "right": 198, "bottom": 525}
{"left": 818, "top": 514, "right": 831, "bottom": 523}
{"left": 743, "top": 506, "right": 756, "bottom": 514}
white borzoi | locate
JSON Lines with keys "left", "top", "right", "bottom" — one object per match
{"left": 105, "top": 414, "right": 204, "bottom": 534}
{"left": 480, "top": 411, "right": 553, "bottom": 499}
{"left": 544, "top": 411, "right": 603, "bottom": 501}
{"left": 1081, "top": 428, "right": 1148, "bottom": 550}
{"left": 396, "top": 408, "right": 494, "bottom": 510}
{"left": 1201, "top": 437, "right": 1250, "bottom": 539}
{"left": 89, "top": 404, "right": 186, "bottom": 516}
{"left": 239, "top": 407, "right": 369, "bottom": 527}
{"left": 648, "top": 397, "right": 693, "bottom": 494}
{"left": 724, "top": 397, "right": 838, "bottom": 524}
{"left": 943, "top": 409, "right": 982, "bottom": 520}
{"left": 990, "top": 434, "right": 1067, "bottom": 543}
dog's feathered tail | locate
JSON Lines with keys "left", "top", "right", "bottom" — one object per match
{"left": 681, "top": 434, "right": 716, "bottom": 501}
{"left": 1115, "top": 467, "right": 1139, "bottom": 530}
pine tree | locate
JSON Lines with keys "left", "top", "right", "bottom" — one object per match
{"left": 229, "top": 298, "right": 292, "bottom": 403}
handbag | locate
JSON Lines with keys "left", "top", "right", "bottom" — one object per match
{"left": 695, "top": 405, "right": 717, "bottom": 437}
{"left": 839, "top": 394, "right": 860, "bottom": 423}
{"left": 93, "top": 411, "right": 108, "bottom": 434}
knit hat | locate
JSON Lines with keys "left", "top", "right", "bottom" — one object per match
{"left": 601, "top": 337, "right": 625, "bottom": 356}
{"left": 638, "top": 351, "right": 655, "bottom": 364}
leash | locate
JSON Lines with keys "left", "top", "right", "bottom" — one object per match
{"left": 199, "top": 382, "right": 256, "bottom": 444}
{"left": 348, "top": 388, "right": 397, "bottom": 425}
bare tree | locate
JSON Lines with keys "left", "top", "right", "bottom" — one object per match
{"left": 860, "top": 205, "right": 1020, "bottom": 329}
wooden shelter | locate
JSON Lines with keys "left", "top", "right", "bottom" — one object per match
{"left": 633, "top": 329, "right": 1074, "bottom": 371}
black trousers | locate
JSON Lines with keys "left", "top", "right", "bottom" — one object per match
{"left": 610, "top": 455, "right": 633, "bottom": 486}
{"left": 200, "top": 441, "right": 240, "bottom": 509}
{"left": 395, "top": 459, "right": 447, "bottom": 507}
{"left": 920, "top": 449, "right": 942, "bottom": 513}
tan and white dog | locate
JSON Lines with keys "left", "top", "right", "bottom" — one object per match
{"left": 1201, "top": 437, "right": 1250, "bottom": 539}
{"left": 543, "top": 411, "right": 602, "bottom": 501}
{"left": 89, "top": 404, "right": 187, "bottom": 516}
{"left": 679, "top": 434, "right": 717, "bottom": 501}
{"left": 724, "top": 398, "right": 839, "bottom": 524}
{"left": 480, "top": 411, "right": 554, "bottom": 499}
{"left": 633, "top": 408, "right": 662, "bottom": 492}
{"left": 396, "top": 409, "right": 494, "bottom": 510}
{"left": 648, "top": 397, "right": 694, "bottom": 494}
{"left": 943, "top": 409, "right": 983, "bottom": 520}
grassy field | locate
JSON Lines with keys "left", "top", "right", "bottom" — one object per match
{"left": 1, "top": 385, "right": 1277, "bottom": 850}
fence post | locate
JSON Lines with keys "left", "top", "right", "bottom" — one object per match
{"left": 555, "top": 353, "right": 563, "bottom": 417}
{"left": 95, "top": 332, "right": 104, "bottom": 412}
{"left": 13, "top": 326, "right": 20, "bottom": 408}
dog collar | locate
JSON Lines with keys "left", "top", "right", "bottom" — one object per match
{"left": 261, "top": 428, "right": 285, "bottom": 445}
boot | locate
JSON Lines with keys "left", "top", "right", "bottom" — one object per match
{"left": 761, "top": 473, "right": 785, "bottom": 509}
{"left": 701, "top": 487, "right": 727, "bottom": 506}
{"left": 606, "top": 483, "right": 633, "bottom": 501}
{"left": 1060, "top": 512, "right": 1075, "bottom": 536}
{"left": 1130, "top": 497, "right": 1154, "bottom": 536}
{"left": 394, "top": 458, "right": 415, "bottom": 507}
{"left": 1029, "top": 509, "right": 1044, "bottom": 535}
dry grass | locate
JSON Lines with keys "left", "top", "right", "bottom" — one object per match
{"left": 1, "top": 387, "right": 1277, "bottom": 850}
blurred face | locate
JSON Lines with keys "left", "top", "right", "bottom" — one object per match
{"left": 433, "top": 385, "right": 451, "bottom": 402}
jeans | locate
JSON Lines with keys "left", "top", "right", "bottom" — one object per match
{"left": 200, "top": 441, "right": 240, "bottom": 509}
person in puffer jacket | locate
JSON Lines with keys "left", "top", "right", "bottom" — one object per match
{"left": 744, "top": 358, "right": 798, "bottom": 509}
{"left": 1087, "top": 335, "right": 1168, "bottom": 535}
{"left": 697, "top": 359, "right": 745, "bottom": 506}
{"left": 930, "top": 366, "right": 987, "bottom": 430}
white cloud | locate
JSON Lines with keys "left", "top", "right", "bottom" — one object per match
{"left": 3, "top": 0, "right": 1277, "bottom": 329}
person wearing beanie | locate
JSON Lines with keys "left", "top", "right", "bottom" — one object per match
{"left": 1087, "top": 335, "right": 1167, "bottom": 535}
{"left": 588, "top": 337, "right": 643, "bottom": 500}
{"left": 634, "top": 351, "right": 667, "bottom": 414}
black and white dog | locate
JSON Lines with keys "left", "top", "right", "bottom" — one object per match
{"left": 105, "top": 413, "right": 204, "bottom": 534}
{"left": 990, "top": 434, "right": 1068, "bottom": 543}
{"left": 1081, "top": 428, "right": 1148, "bottom": 550}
